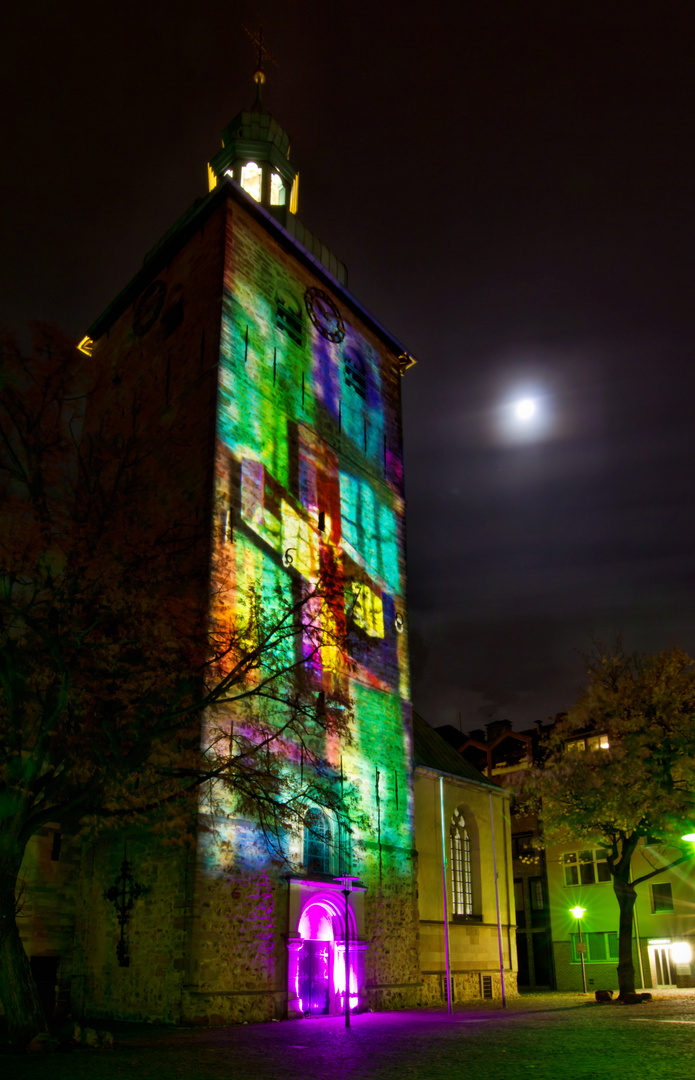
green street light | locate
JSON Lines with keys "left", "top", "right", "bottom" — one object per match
{"left": 570, "top": 905, "right": 588, "bottom": 993}
{"left": 681, "top": 833, "right": 695, "bottom": 843}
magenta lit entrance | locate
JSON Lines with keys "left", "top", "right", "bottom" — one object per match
{"left": 287, "top": 883, "right": 369, "bottom": 1019}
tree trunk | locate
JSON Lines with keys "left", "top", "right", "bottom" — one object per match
{"left": 0, "top": 859, "right": 47, "bottom": 1047}
{"left": 613, "top": 866, "right": 637, "bottom": 999}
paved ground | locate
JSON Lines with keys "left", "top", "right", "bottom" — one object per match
{"left": 5, "top": 990, "right": 695, "bottom": 1080}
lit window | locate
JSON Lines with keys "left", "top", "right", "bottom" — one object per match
{"left": 566, "top": 733, "right": 609, "bottom": 752}
{"left": 270, "top": 172, "right": 286, "bottom": 206}
{"left": 563, "top": 848, "right": 610, "bottom": 886}
{"left": 450, "top": 807, "right": 473, "bottom": 916}
{"left": 240, "top": 161, "right": 262, "bottom": 202}
{"left": 671, "top": 941, "right": 691, "bottom": 963}
{"left": 571, "top": 931, "right": 618, "bottom": 963}
{"left": 651, "top": 882, "right": 674, "bottom": 913}
{"left": 304, "top": 808, "right": 331, "bottom": 874}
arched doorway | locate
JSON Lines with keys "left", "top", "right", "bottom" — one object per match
{"left": 287, "top": 884, "right": 368, "bottom": 1019}
{"left": 294, "top": 897, "right": 357, "bottom": 1016}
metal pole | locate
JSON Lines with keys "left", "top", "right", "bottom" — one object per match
{"left": 344, "top": 885, "right": 350, "bottom": 1027}
{"left": 334, "top": 876, "right": 360, "bottom": 1026}
{"left": 489, "top": 793, "right": 506, "bottom": 1008}
{"left": 577, "top": 919, "right": 587, "bottom": 993}
{"left": 439, "top": 776, "right": 452, "bottom": 1013}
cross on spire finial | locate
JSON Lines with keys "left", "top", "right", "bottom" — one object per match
{"left": 244, "top": 24, "right": 277, "bottom": 108}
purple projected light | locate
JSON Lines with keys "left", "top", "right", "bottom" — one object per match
{"left": 292, "top": 893, "right": 360, "bottom": 1017}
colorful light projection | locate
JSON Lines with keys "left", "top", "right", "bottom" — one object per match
{"left": 210, "top": 208, "right": 413, "bottom": 892}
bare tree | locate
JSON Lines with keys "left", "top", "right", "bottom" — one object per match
{"left": 0, "top": 327, "right": 352, "bottom": 1045}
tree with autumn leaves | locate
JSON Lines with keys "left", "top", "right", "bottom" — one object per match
{"left": 0, "top": 327, "right": 352, "bottom": 1045}
{"left": 517, "top": 644, "right": 695, "bottom": 999}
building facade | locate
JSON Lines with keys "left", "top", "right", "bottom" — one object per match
{"left": 9, "top": 82, "right": 524, "bottom": 1028}
{"left": 413, "top": 716, "right": 517, "bottom": 1003}
{"left": 438, "top": 719, "right": 555, "bottom": 990}
{"left": 14, "top": 89, "right": 422, "bottom": 1026}
{"left": 444, "top": 718, "right": 695, "bottom": 994}
{"left": 548, "top": 834, "right": 695, "bottom": 993}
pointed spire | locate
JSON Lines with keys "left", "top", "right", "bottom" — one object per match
{"left": 244, "top": 24, "right": 276, "bottom": 113}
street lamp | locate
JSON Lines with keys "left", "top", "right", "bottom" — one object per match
{"left": 681, "top": 832, "right": 695, "bottom": 843}
{"left": 334, "top": 876, "right": 360, "bottom": 1027}
{"left": 570, "top": 905, "right": 587, "bottom": 993}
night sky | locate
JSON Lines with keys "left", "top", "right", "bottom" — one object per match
{"left": 4, "top": 1, "right": 695, "bottom": 731}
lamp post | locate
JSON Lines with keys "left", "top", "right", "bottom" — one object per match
{"left": 570, "top": 905, "right": 587, "bottom": 993}
{"left": 334, "top": 876, "right": 360, "bottom": 1027}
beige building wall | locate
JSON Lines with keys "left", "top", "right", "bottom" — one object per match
{"left": 414, "top": 767, "right": 517, "bottom": 1003}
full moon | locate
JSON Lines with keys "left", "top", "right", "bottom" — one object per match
{"left": 515, "top": 398, "right": 536, "bottom": 420}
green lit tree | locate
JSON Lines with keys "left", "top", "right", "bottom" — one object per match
{"left": 517, "top": 643, "right": 695, "bottom": 999}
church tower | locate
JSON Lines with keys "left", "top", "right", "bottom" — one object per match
{"left": 73, "top": 57, "right": 420, "bottom": 1024}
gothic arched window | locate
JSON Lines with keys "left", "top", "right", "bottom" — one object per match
{"left": 304, "top": 808, "right": 331, "bottom": 874}
{"left": 240, "top": 161, "right": 262, "bottom": 202}
{"left": 450, "top": 807, "right": 473, "bottom": 916}
{"left": 270, "top": 172, "right": 286, "bottom": 206}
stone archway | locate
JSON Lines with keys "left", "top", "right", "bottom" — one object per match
{"left": 288, "top": 895, "right": 359, "bottom": 1017}
{"left": 286, "top": 883, "right": 369, "bottom": 1020}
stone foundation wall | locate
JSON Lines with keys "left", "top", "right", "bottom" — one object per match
{"left": 419, "top": 969, "right": 518, "bottom": 1005}
{"left": 66, "top": 816, "right": 422, "bottom": 1026}
{"left": 181, "top": 845, "right": 287, "bottom": 1025}
{"left": 363, "top": 861, "right": 421, "bottom": 1010}
{"left": 180, "top": 989, "right": 282, "bottom": 1026}
{"left": 71, "top": 834, "right": 191, "bottom": 1023}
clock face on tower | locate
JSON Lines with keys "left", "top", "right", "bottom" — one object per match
{"left": 133, "top": 280, "right": 166, "bottom": 336}
{"left": 304, "top": 287, "right": 346, "bottom": 343}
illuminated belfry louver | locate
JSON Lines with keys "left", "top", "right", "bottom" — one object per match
{"left": 207, "top": 90, "right": 299, "bottom": 220}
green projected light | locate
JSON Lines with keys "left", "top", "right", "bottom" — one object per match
{"left": 208, "top": 210, "right": 413, "bottom": 876}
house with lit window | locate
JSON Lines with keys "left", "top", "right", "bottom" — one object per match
{"left": 412, "top": 716, "right": 516, "bottom": 1002}
{"left": 547, "top": 830, "right": 695, "bottom": 992}
{"left": 440, "top": 717, "right": 695, "bottom": 993}
{"left": 542, "top": 724, "right": 695, "bottom": 992}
